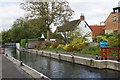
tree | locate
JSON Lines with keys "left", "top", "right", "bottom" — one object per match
{"left": 27, "top": 18, "right": 46, "bottom": 38}
{"left": 21, "top": 0, "right": 74, "bottom": 41}
{"left": 10, "top": 18, "right": 32, "bottom": 42}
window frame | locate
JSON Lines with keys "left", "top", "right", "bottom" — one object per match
{"left": 113, "top": 16, "right": 117, "bottom": 22}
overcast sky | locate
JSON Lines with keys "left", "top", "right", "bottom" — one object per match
{"left": 0, "top": 0, "right": 120, "bottom": 32}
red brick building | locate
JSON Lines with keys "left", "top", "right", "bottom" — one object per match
{"left": 105, "top": 7, "right": 120, "bottom": 34}
{"left": 90, "top": 25, "right": 105, "bottom": 37}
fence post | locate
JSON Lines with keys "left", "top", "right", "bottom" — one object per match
{"left": 101, "top": 48, "right": 103, "bottom": 60}
{"left": 105, "top": 48, "right": 107, "bottom": 60}
{"left": 117, "top": 48, "right": 119, "bottom": 62}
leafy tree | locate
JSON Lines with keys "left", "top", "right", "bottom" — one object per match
{"left": 27, "top": 18, "right": 46, "bottom": 38}
{"left": 21, "top": 0, "right": 74, "bottom": 41}
{"left": 10, "top": 18, "right": 32, "bottom": 42}
{"left": 1, "top": 30, "right": 12, "bottom": 44}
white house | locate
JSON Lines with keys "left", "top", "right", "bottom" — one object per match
{"left": 55, "top": 14, "right": 93, "bottom": 42}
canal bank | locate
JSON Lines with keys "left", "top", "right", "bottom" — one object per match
{"left": 6, "top": 47, "right": 120, "bottom": 78}
{"left": 2, "top": 54, "right": 50, "bottom": 80}
{"left": 20, "top": 48, "right": 120, "bottom": 71}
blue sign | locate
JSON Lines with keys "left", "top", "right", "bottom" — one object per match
{"left": 100, "top": 42, "right": 109, "bottom": 48}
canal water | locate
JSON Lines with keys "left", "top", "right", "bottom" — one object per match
{"left": 5, "top": 47, "right": 120, "bottom": 78}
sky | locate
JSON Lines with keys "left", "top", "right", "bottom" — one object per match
{"left": 0, "top": 0, "right": 120, "bottom": 32}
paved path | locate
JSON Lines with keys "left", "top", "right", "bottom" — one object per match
{"left": 2, "top": 54, "right": 33, "bottom": 80}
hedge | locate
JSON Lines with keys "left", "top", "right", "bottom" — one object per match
{"left": 20, "top": 38, "right": 45, "bottom": 48}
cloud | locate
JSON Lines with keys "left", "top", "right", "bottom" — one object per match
{"left": 0, "top": 0, "right": 120, "bottom": 32}
{"left": 0, "top": 1, "right": 25, "bottom": 31}
{"left": 69, "top": 0, "right": 119, "bottom": 25}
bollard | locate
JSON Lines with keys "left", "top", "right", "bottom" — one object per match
{"left": 71, "top": 55, "right": 74, "bottom": 64}
{"left": 5, "top": 53, "right": 8, "bottom": 56}
{"left": 49, "top": 53, "right": 51, "bottom": 57}
{"left": 42, "top": 51, "right": 43, "bottom": 56}
{"left": 90, "top": 59, "right": 93, "bottom": 66}
{"left": 95, "top": 55, "right": 99, "bottom": 60}
{"left": 117, "top": 59, "right": 120, "bottom": 62}
{"left": 105, "top": 57, "right": 107, "bottom": 60}
{"left": 36, "top": 51, "right": 38, "bottom": 55}
{"left": 59, "top": 53, "right": 61, "bottom": 61}
{"left": 41, "top": 76, "right": 44, "bottom": 79}
{"left": 20, "top": 61, "right": 24, "bottom": 66}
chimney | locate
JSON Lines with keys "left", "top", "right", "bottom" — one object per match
{"left": 80, "top": 13, "right": 85, "bottom": 21}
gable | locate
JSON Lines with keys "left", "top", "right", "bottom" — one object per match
{"left": 76, "top": 21, "right": 92, "bottom": 33}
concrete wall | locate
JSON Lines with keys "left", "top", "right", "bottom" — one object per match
{"left": 22, "top": 48, "right": 120, "bottom": 71}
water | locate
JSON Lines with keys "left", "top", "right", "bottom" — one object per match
{"left": 5, "top": 47, "right": 120, "bottom": 78}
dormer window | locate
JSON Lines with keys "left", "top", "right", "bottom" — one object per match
{"left": 113, "top": 16, "right": 117, "bottom": 22}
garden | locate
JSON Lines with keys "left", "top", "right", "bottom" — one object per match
{"left": 20, "top": 32, "right": 120, "bottom": 57}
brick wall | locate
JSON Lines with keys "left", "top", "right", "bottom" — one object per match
{"left": 105, "top": 12, "right": 120, "bottom": 34}
{"left": 28, "top": 40, "right": 43, "bottom": 49}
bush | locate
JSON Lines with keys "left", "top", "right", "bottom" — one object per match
{"left": 107, "top": 36, "right": 119, "bottom": 47}
{"left": 57, "top": 44, "right": 64, "bottom": 49}
{"left": 51, "top": 41, "right": 65, "bottom": 48}
{"left": 96, "top": 36, "right": 108, "bottom": 43}
{"left": 76, "top": 44, "right": 85, "bottom": 51}
{"left": 20, "top": 39, "right": 27, "bottom": 48}
{"left": 87, "top": 45, "right": 100, "bottom": 51}
{"left": 80, "top": 45, "right": 100, "bottom": 56}
{"left": 40, "top": 41, "right": 52, "bottom": 49}
{"left": 64, "top": 44, "right": 73, "bottom": 52}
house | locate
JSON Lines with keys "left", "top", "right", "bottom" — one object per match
{"left": 90, "top": 25, "right": 105, "bottom": 37}
{"left": 55, "top": 14, "right": 93, "bottom": 42}
{"left": 105, "top": 6, "right": 120, "bottom": 34}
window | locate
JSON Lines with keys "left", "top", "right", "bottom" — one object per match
{"left": 113, "top": 16, "right": 117, "bottom": 22}
{"left": 114, "top": 30, "right": 118, "bottom": 34}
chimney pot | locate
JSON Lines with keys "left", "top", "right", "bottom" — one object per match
{"left": 80, "top": 13, "right": 85, "bottom": 21}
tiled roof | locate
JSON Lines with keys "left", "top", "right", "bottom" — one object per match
{"left": 56, "top": 19, "right": 81, "bottom": 32}
{"left": 90, "top": 25, "right": 105, "bottom": 36}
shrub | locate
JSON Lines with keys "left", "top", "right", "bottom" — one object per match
{"left": 107, "top": 36, "right": 119, "bottom": 47}
{"left": 51, "top": 41, "right": 65, "bottom": 48}
{"left": 96, "top": 36, "right": 108, "bottom": 43}
{"left": 20, "top": 39, "right": 27, "bottom": 48}
{"left": 80, "top": 45, "right": 100, "bottom": 56}
{"left": 57, "top": 44, "right": 64, "bottom": 49}
{"left": 40, "top": 41, "right": 52, "bottom": 49}
{"left": 87, "top": 45, "right": 100, "bottom": 51}
{"left": 72, "top": 38, "right": 85, "bottom": 49}
{"left": 76, "top": 44, "right": 85, "bottom": 51}
{"left": 64, "top": 44, "right": 73, "bottom": 52}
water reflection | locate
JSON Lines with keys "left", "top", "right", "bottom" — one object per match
{"left": 5, "top": 47, "right": 120, "bottom": 78}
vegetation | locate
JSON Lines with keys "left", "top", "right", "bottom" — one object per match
{"left": 64, "top": 44, "right": 74, "bottom": 52}
{"left": 20, "top": 39, "right": 28, "bottom": 48}
{"left": 21, "top": 1, "right": 74, "bottom": 41}
{"left": 20, "top": 38, "right": 45, "bottom": 48}
{"left": 40, "top": 41, "right": 52, "bottom": 49}
{"left": 95, "top": 33, "right": 120, "bottom": 48}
